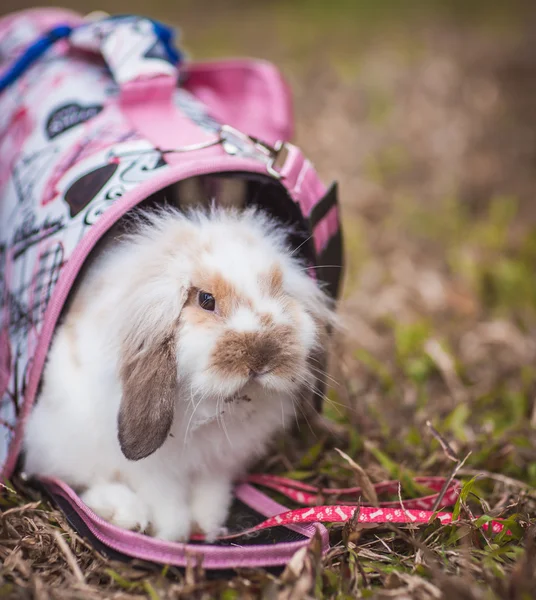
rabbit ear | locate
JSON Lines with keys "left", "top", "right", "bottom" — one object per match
{"left": 116, "top": 266, "right": 189, "bottom": 461}
{"left": 118, "top": 332, "right": 178, "bottom": 461}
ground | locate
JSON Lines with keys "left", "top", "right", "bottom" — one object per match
{"left": 2, "top": 1, "right": 536, "bottom": 598}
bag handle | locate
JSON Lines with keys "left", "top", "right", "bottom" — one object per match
{"left": 0, "top": 15, "right": 181, "bottom": 93}
{"left": 69, "top": 15, "right": 182, "bottom": 86}
{"left": 68, "top": 16, "right": 221, "bottom": 148}
{"left": 0, "top": 15, "right": 214, "bottom": 147}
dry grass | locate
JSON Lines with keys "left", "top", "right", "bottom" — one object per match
{"left": 2, "top": 1, "right": 536, "bottom": 598}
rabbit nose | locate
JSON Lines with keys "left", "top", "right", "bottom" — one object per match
{"left": 248, "top": 366, "right": 272, "bottom": 379}
{"left": 244, "top": 333, "right": 279, "bottom": 379}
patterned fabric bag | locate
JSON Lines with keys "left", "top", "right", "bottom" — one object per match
{"left": 0, "top": 8, "right": 343, "bottom": 569}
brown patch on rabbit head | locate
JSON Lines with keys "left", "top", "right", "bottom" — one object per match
{"left": 260, "top": 265, "right": 283, "bottom": 296}
{"left": 211, "top": 324, "right": 302, "bottom": 380}
{"left": 186, "top": 264, "right": 313, "bottom": 384}
{"left": 183, "top": 270, "right": 254, "bottom": 322}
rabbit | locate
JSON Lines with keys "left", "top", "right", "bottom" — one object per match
{"left": 23, "top": 205, "right": 335, "bottom": 542}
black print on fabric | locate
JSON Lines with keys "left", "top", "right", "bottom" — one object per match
{"left": 8, "top": 243, "right": 64, "bottom": 336}
{"left": 120, "top": 152, "right": 166, "bottom": 182}
{"left": 12, "top": 146, "right": 58, "bottom": 206}
{"left": 64, "top": 163, "right": 119, "bottom": 217}
{"left": 45, "top": 103, "right": 104, "bottom": 140}
{"left": 83, "top": 184, "right": 124, "bottom": 226}
{"left": 0, "top": 355, "right": 19, "bottom": 425}
{"left": 11, "top": 214, "right": 65, "bottom": 259}
{"left": 66, "top": 150, "right": 166, "bottom": 222}
{"left": 2, "top": 347, "right": 30, "bottom": 422}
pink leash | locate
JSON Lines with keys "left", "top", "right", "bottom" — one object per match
{"left": 192, "top": 474, "right": 508, "bottom": 541}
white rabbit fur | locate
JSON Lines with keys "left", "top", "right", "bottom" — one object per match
{"left": 23, "top": 206, "right": 334, "bottom": 541}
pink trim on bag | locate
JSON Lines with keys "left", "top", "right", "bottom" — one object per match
{"left": 313, "top": 204, "right": 339, "bottom": 255}
{"left": 0, "top": 328, "right": 10, "bottom": 401}
{"left": 40, "top": 477, "right": 329, "bottom": 568}
{"left": 280, "top": 145, "right": 327, "bottom": 216}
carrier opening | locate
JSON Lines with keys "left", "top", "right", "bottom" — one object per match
{"left": 137, "top": 172, "right": 317, "bottom": 268}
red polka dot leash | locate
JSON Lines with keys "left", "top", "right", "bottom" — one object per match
{"left": 195, "top": 474, "right": 509, "bottom": 541}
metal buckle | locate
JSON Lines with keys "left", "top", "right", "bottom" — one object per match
{"left": 220, "top": 125, "right": 286, "bottom": 180}
{"left": 266, "top": 140, "right": 287, "bottom": 180}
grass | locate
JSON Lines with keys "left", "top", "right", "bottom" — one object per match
{"left": 2, "top": 1, "right": 536, "bottom": 598}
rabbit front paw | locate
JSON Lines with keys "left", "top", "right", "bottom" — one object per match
{"left": 190, "top": 477, "right": 232, "bottom": 542}
{"left": 81, "top": 482, "right": 150, "bottom": 532}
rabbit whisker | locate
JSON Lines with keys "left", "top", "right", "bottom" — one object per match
{"left": 183, "top": 388, "right": 210, "bottom": 446}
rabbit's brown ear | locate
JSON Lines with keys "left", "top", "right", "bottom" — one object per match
{"left": 118, "top": 333, "right": 177, "bottom": 461}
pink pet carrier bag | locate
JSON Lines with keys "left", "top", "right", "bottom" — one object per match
{"left": 0, "top": 8, "right": 505, "bottom": 572}
{"left": 0, "top": 7, "right": 344, "bottom": 569}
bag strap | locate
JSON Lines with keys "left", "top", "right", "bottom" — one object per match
{"left": 0, "top": 24, "right": 73, "bottom": 93}
{"left": 191, "top": 474, "right": 509, "bottom": 541}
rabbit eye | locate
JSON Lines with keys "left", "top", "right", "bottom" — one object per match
{"left": 198, "top": 291, "right": 215, "bottom": 311}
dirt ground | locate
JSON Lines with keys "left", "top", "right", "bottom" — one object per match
{"left": 2, "top": 1, "right": 536, "bottom": 598}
